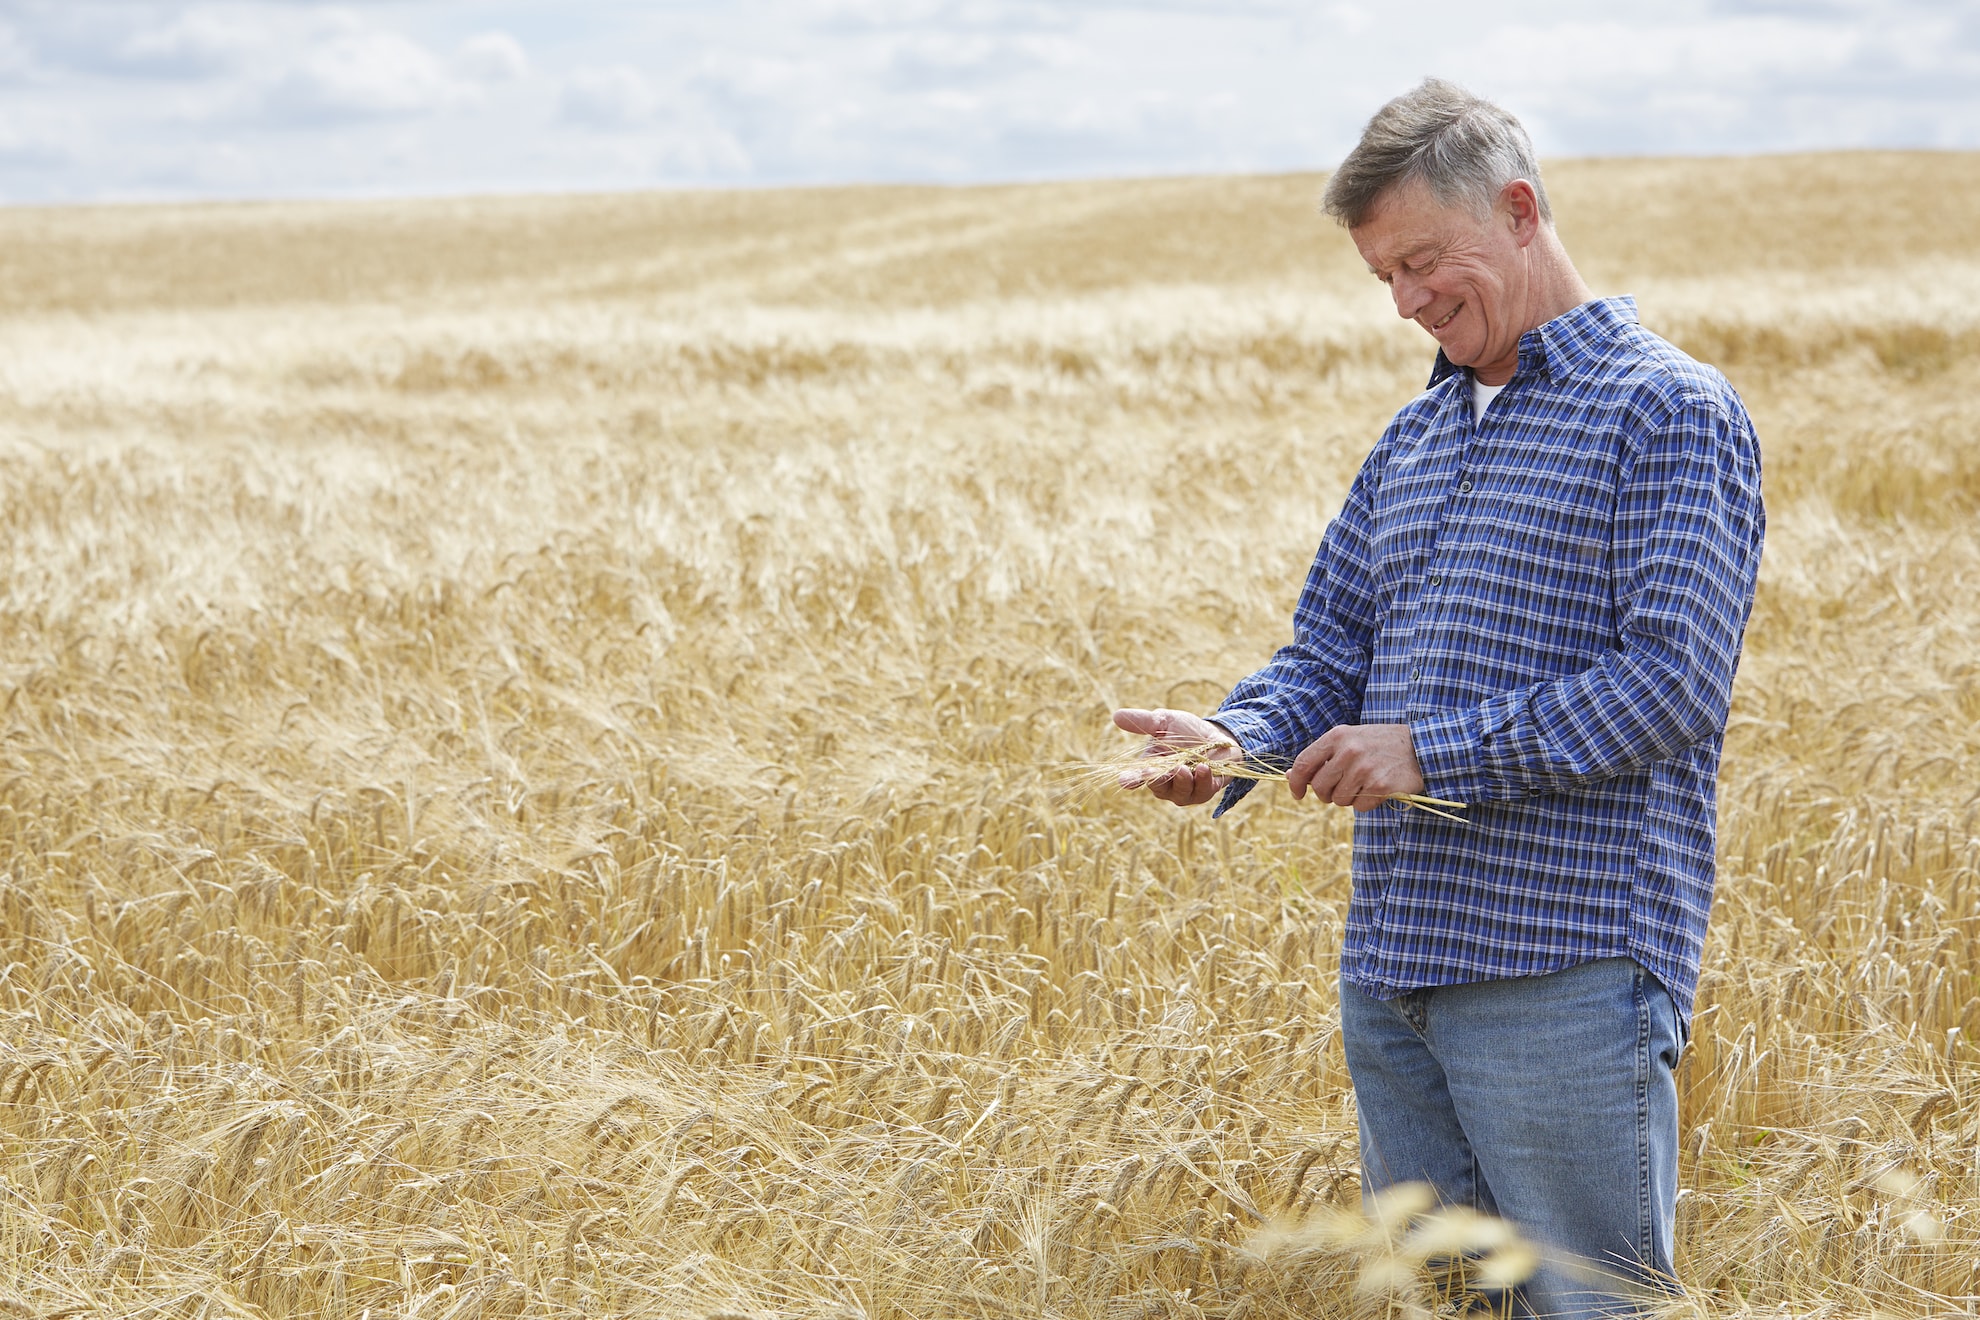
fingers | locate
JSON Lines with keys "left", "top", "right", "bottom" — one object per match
{"left": 1288, "top": 728, "right": 1401, "bottom": 810}
{"left": 1314, "top": 756, "right": 1352, "bottom": 807}
{"left": 1112, "top": 708, "right": 1232, "bottom": 749}
{"left": 1329, "top": 724, "right": 1426, "bottom": 808}
{"left": 1117, "top": 760, "right": 1176, "bottom": 790}
{"left": 1317, "top": 743, "right": 1380, "bottom": 808}
{"left": 1289, "top": 727, "right": 1351, "bottom": 802}
{"left": 1287, "top": 734, "right": 1330, "bottom": 800}
{"left": 1125, "top": 757, "right": 1232, "bottom": 802}
{"left": 1149, "top": 763, "right": 1225, "bottom": 807}
{"left": 1311, "top": 737, "right": 1360, "bottom": 807}
{"left": 1112, "top": 709, "right": 1235, "bottom": 806}
{"left": 1337, "top": 778, "right": 1376, "bottom": 810}
{"left": 1147, "top": 765, "right": 1187, "bottom": 803}
{"left": 1114, "top": 709, "right": 1175, "bottom": 789}
{"left": 1125, "top": 720, "right": 1416, "bottom": 811}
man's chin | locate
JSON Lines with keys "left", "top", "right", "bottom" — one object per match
{"left": 1421, "top": 320, "right": 1469, "bottom": 355}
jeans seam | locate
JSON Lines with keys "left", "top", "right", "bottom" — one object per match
{"left": 1633, "top": 966, "right": 1653, "bottom": 1271}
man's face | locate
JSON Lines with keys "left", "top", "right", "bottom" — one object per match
{"left": 1349, "top": 180, "right": 1529, "bottom": 382}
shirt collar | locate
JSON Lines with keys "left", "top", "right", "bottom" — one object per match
{"left": 1426, "top": 295, "right": 1639, "bottom": 390}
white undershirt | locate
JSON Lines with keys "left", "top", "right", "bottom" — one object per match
{"left": 1472, "top": 377, "right": 1507, "bottom": 422}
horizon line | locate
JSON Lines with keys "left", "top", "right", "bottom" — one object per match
{"left": 3, "top": 145, "right": 1972, "bottom": 216}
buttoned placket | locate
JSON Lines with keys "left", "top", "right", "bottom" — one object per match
{"left": 1403, "top": 371, "right": 1492, "bottom": 727}
{"left": 1403, "top": 332, "right": 1555, "bottom": 728}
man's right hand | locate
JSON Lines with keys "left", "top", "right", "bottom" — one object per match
{"left": 1111, "top": 708, "right": 1240, "bottom": 808}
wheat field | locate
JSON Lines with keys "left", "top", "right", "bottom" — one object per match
{"left": 0, "top": 151, "right": 1976, "bottom": 1318}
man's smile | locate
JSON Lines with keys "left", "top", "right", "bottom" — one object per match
{"left": 1430, "top": 302, "right": 1464, "bottom": 331}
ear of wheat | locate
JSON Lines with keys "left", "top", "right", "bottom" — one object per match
{"left": 1070, "top": 744, "right": 1469, "bottom": 822}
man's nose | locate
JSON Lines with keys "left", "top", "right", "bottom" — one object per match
{"left": 1391, "top": 273, "right": 1431, "bottom": 320}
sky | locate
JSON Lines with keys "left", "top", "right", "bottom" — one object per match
{"left": 0, "top": 1, "right": 1975, "bottom": 204}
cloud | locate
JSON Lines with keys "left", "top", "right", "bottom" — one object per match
{"left": 804, "top": 0, "right": 1077, "bottom": 33}
{"left": 554, "top": 60, "right": 757, "bottom": 178}
{"left": 653, "top": 128, "right": 754, "bottom": 179}
{"left": 16, "top": 7, "right": 485, "bottom": 125}
{"left": 975, "top": 90, "right": 1236, "bottom": 176}
{"left": 1706, "top": 0, "right": 1871, "bottom": 14}
{"left": 19, "top": 4, "right": 268, "bottom": 81}
{"left": 112, "top": 8, "right": 263, "bottom": 78}
{"left": 0, "top": 22, "right": 35, "bottom": 81}
{"left": 0, "top": 124, "right": 70, "bottom": 170}
{"left": 1454, "top": 8, "right": 1980, "bottom": 156}
{"left": 260, "top": 19, "right": 466, "bottom": 123}
{"left": 0, "top": 0, "right": 1973, "bottom": 203}
{"left": 552, "top": 66, "right": 756, "bottom": 180}
{"left": 1320, "top": 4, "right": 1373, "bottom": 35}
{"left": 881, "top": 32, "right": 1066, "bottom": 90}
{"left": 559, "top": 65, "right": 659, "bottom": 128}
{"left": 456, "top": 31, "right": 529, "bottom": 85}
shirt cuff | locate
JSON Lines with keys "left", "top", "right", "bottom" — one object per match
{"left": 1211, "top": 778, "right": 1255, "bottom": 818}
{"left": 1406, "top": 706, "right": 1493, "bottom": 805}
{"left": 1205, "top": 706, "right": 1278, "bottom": 761}
{"left": 1203, "top": 708, "right": 1279, "bottom": 818}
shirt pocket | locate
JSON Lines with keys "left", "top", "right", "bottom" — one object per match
{"left": 1480, "top": 493, "right": 1609, "bottom": 568}
{"left": 1467, "top": 493, "right": 1618, "bottom": 653}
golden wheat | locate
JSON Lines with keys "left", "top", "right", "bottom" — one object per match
{"left": 0, "top": 153, "right": 1974, "bottom": 1318}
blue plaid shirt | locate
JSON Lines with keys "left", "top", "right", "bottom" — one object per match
{"left": 1211, "top": 297, "right": 1763, "bottom": 1018}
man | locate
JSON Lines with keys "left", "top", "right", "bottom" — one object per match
{"left": 1114, "top": 79, "right": 1764, "bottom": 1317}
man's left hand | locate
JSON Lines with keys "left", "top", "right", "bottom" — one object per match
{"left": 1287, "top": 724, "right": 1426, "bottom": 810}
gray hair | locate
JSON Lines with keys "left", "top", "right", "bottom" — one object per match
{"left": 1322, "top": 78, "right": 1552, "bottom": 229}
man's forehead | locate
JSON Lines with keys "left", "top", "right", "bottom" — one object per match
{"left": 1350, "top": 183, "right": 1473, "bottom": 264}
{"left": 1352, "top": 220, "right": 1448, "bottom": 270}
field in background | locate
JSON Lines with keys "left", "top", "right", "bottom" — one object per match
{"left": 0, "top": 153, "right": 1976, "bottom": 1318}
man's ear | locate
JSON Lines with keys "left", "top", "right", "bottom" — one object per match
{"left": 1500, "top": 179, "right": 1542, "bottom": 247}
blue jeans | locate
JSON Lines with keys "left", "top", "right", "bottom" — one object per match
{"left": 1339, "top": 957, "right": 1684, "bottom": 1319}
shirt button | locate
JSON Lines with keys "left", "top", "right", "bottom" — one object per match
{"left": 1457, "top": 480, "right": 1473, "bottom": 494}
{"left": 1428, "top": 573, "right": 1442, "bottom": 586}
{"left": 1410, "top": 667, "right": 1421, "bottom": 680}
